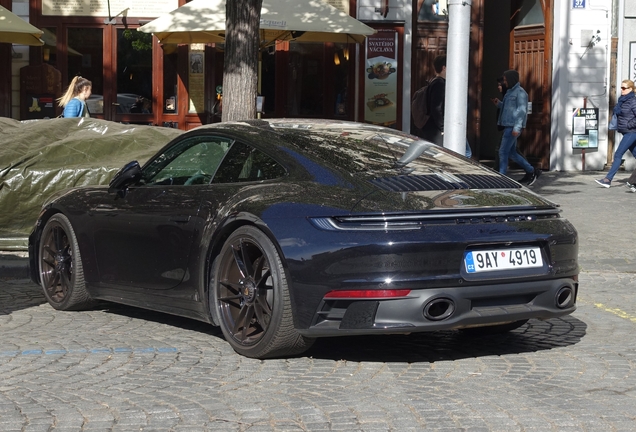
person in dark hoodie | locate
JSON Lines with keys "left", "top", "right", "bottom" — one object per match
{"left": 419, "top": 54, "right": 447, "bottom": 146}
{"left": 492, "top": 76, "right": 508, "bottom": 170}
{"left": 492, "top": 69, "right": 540, "bottom": 185}
{"left": 418, "top": 55, "right": 472, "bottom": 157}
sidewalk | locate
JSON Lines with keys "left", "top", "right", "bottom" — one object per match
{"left": 530, "top": 169, "right": 635, "bottom": 274}
{"left": 1, "top": 169, "right": 632, "bottom": 279}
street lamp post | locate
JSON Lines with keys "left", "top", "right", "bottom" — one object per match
{"left": 444, "top": 0, "right": 472, "bottom": 156}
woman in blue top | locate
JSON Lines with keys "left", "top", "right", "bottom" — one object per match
{"left": 57, "top": 76, "right": 92, "bottom": 118}
{"left": 595, "top": 79, "right": 636, "bottom": 188}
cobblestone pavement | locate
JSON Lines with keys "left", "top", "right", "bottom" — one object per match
{"left": 1, "top": 171, "right": 635, "bottom": 431}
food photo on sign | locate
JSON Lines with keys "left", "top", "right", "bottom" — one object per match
{"left": 364, "top": 29, "right": 398, "bottom": 127}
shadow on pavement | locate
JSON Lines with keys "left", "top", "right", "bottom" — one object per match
{"left": 532, "top": 170, "right": 634, "bottom": 197}
{"left": 102, "top": 303, "right": 224, "bottom": 337}
{"left": 103, "top": 303, "right": 587, "bottom": 363}
{"left": 2, "top": 280, "right": 586, "bottom": 363}
{"left": 0, "top": 280, "right": 47, "bottom": 314}
{"left": 531, "top": 171, "right": 591, "bottom": 196}
{"left": 304, "top": 316, "right": 586, "bottom": 363}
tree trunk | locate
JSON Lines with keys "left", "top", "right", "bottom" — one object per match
{"left": 222, "top": 0, "right": 263, "bottom": 122}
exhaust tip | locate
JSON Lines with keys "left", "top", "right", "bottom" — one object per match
{"left": 556, "top": 286, "right": 574, "bottom": 309}
{"left": 423, "top": 298, "right": 455, "bottom": 321}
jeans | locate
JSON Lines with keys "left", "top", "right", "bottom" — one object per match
{"left": 465, "top": 140, "right": 472, "bottom": 158}
{"left": 498, "top": 127, "right": 533, "bottom": 175}
{"left": 606, "top": 132, "right": 636, "bottom": 181}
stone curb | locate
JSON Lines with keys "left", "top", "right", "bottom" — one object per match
{"left": 0, "top": 252, "right": 29, "bottom": 280}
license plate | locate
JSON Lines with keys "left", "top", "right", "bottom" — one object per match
{"left": 464, "top": 247, "right": 543, "bottom": 273}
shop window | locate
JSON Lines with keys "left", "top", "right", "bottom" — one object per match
{"left": 188, "top": 45, "right": 205, "bottom": 113}
{"left": 117, "top": 29, "right": 153, "bottom": 114}
{"left": 287, "top": 43, "right": 324, "bottom": 117}
{"left": 333, "top": 43, "right": 350, "bottom": 117}
{"left": 261, "top": 48, "right": 276, "bottom": 115}
{"left": 42, "top": 28, "right": 57, "bottom": 66}
{"left": 163, "top": 45, "right": 178, "bottom": 114}
{"left": 418, "top": 0, "right": 449, "bottom": 21}
{"left": 67, "top": 28, "right": 103, "bottom": 114}
{"left": 514, "top": 0, "right": 544, "bottom": 26}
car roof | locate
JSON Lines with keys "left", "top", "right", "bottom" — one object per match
{"left": 185, "top": 119, "right": 488, "bottom": 178}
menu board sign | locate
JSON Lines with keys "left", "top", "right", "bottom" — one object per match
{"left": 364, "top": 29, "right": 398, "bottom": 128}
{"left": 572, "top": 108, "right": 599, "bottom": 148}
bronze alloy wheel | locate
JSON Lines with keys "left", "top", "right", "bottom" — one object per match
{"left": 212, "top": 226, "right": 314, "bottom": 359}
{"left": 38, "top": 214, "right": 95, "bottom": 311}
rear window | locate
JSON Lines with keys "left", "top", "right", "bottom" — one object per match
{"left": 273, "top": 123, "right": 461, "bottom": 175}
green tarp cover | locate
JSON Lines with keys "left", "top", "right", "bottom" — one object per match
{"left": 0, "top": 117, "right": 183, "bottom": 250}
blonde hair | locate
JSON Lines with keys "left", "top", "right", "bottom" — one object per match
{"left": 621, "top": 79, "right": 636, "bottom": 93}
{"left": 57, "top": 76, "right": 92, "bottom": 107}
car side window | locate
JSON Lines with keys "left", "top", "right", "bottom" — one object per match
{"left": 142, "top": 136, "right": 232, "bottom": 186}
{"left": 212, "top": 142, "right": 286, "bottom": 184}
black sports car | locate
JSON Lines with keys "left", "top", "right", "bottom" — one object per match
{"left": 28, "top": 119, "right": 579, "bottom": 359}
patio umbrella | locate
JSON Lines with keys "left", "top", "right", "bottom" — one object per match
{"left": 0, "top": 5, "right": 43, "bottom": 46}
{"left": 138, "top": 0, "right": 375, "bottom": 45}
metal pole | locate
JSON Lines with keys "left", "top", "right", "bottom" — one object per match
{"left": 443, "top": 0, "right": 472, "bottom": 156}
{"left": 582, "top": 97, "right": 586, "bottom": 171}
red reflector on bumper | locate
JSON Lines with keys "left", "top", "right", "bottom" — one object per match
{"left": 324, "top": 289, "right": 411, "bottom": 299}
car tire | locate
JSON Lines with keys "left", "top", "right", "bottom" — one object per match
{"left": 38, "top": 214, "right": 96, "bottom": 311}
{"left": 211, "top": 226, "right": 315, "bottom": 359}
{"left": 460, "top": 319, "right": 529, "bottom": 335}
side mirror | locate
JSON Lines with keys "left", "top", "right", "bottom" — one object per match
{"left": 109, "top": 161, "right": 142, "bottom": 195}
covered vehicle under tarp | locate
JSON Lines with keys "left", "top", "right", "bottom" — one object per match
{"left": 0, "top": 118, "right": 183, "bottom": 250}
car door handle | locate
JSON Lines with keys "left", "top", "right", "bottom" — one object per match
{"left": 170, "top": 215, "right": 191, "bottom": 223}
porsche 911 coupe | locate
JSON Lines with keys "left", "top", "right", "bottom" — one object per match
{"left": 28, "top": 119, "right": 579, "bottom": 359}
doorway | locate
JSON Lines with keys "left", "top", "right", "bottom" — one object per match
{"left": 481, "top": 0, "right": 552, "bottom": 169}
{"left": 510, "top": 0, "right": 552, "bottom": 170}
{"left": 414, "top": 0, "right": 553, "bottom": 168}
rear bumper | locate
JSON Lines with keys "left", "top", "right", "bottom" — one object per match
{"left": 298, "top": 277, "right": 578, "bottom": 337}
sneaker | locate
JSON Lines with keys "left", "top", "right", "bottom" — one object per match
{"left": 526, "top": 168, "right": 542, "bottom": 186}
{"left": 518, "top": 172, "right": 532, "bottom": 184}
{"left": 626, "top": 182, "right": 636, "bottom": 193}
{"left": 595, "top": 178, "right": 611, "bottom": 188}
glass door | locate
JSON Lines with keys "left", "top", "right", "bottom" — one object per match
{"left": 66, "top": 28, "right": 104, "bottom": 117}
{"left": 110, "top": 27, "right": 154, "bottom": 124}
{"left": 63, "top": 25, "right": 181, "bottom": 126}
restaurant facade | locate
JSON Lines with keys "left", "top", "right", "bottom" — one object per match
{"left": 3, "top": 0, "right": 628, "bottom": 172}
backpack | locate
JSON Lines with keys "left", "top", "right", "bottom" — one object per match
{"left": 411, "top": 80, "right": 431, "bottom": 129}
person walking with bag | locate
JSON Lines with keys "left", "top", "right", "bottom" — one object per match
{"left": 418, "top": 55, "right": 446, "bottom": 146}
{"left": 57, "top": 76, "right": 92, "bottom": 118}
{"left": 595, "top": 79, "right": 636, "bottom": 188}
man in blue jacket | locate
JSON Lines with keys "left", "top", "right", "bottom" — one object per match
{"left": 492, "top": 70, "right": 541, "bottom": 185}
